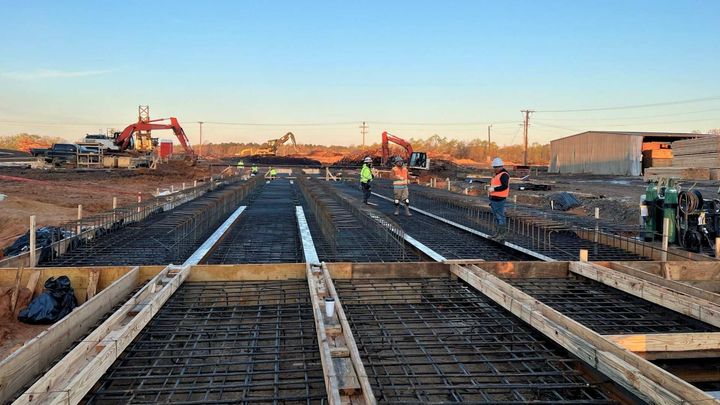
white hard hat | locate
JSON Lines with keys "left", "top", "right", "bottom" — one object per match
{"left": 363, "top": 156, "right": 373, "bottom": 163}
{"left": 491, "top": 157, "right": 504, "bottom": 167}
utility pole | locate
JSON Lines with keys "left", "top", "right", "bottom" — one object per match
{"left": 359, "top": 121, "right": 368, "bottom": 146}
{"left": 198, "top": 121, "right": 204, "bottom": 158}
{"left": 486, "top": 124, "right": 492, "bottom": 158}
{"left": 521, "top": 110, "right": 534, "bottom": 165}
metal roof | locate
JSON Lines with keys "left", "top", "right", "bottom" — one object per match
{"left": 551, "top": 131, "right": 715, "bottom": 143}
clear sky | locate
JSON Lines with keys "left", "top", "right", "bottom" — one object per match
{"left": 1, "top": 0, "right": 719, "bottom": 146}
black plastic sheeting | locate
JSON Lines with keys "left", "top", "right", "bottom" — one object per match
{"left": 18, "top": 276, "right": 78, "bottom": 324}
{"left": 3, "top": 227, "right": 73, "bottom": 261}
{"left": 549, "top": 192, "right": 582, "bottom": 211}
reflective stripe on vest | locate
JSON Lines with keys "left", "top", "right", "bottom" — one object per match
{"left": 392, "top": 166, "right": 409, "bottom": 186}
{"left": 490, "top": 172, "right": 510, "bottom": 198}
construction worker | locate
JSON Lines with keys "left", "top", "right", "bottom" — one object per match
{"left": 360, "top": 156, "right": 374, "bottom": 204}
{"left": 488, "top": 157, "right": 510, "bottom": 241}
{"left": 391, "top": 156, "right": 412, "bottom": 216}
{"left": 236, "top": 160, "right": 245, "bottom": 174}
{"left": 269, "top": 166, "right": 277, "bottom": 180}
{"left": 251, "top": 164, "right": 259, "bottom": 176}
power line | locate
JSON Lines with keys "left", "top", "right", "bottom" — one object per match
{"left": 536, "top": 96, "right": 720, "bottom": 113}
{"left": 532, "top": 108, "right": 720, "bottom": 122}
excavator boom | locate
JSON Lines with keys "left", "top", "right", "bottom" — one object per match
{"left": 380, "top": 131, "right": 429, "bottom": 170}
{"left": 258, "top": 132, "right": 297, "bottom": 156}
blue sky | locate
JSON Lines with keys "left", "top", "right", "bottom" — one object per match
{"left": 1, "top": 0, "right": 719, "bottom": 146}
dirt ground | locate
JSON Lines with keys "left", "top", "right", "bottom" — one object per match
{"left": 0, "top": 160, "right": 214, "bottom": 253}
{"left": 0, "top": 286, "right": 45, "bottom": 361}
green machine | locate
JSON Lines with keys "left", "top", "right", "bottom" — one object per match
{"left": 641, "top": 178, "right": 677, "bottom": 243}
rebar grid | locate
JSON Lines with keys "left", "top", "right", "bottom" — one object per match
{"left": 335, "top": 278, "right": 621, "bottom": 404}
{"left": 42, "top": 178, "right": 261, "bottom": 266}
{"left": 372, "top": 181, "right": 652, "bottom": 261}
{"left": 329, "top": 181, "right": 536, "bottom": 261}
{"left": 84, "top": 280, "right": 327, "bottom": 404}
{"left": 205, "top": 179, "right": 303, "bottom": 264}
{"left": 509, "top": 276, "right": 719, "bottom": 334}
{"left": 297, "top": 176, "right": 420, "bottom": 262}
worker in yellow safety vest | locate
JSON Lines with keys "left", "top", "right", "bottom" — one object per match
{"left": 269, "top": 167, "right": 277, "bottom": 180}
{"left": 251, "top": 164, "right": 258, "bottom": 176}
{"left": 236, "top": 160, "right": 245, "bottom": 175}
{"left": 488, "top": 157, "right": 510, "bottom": 241}
{"left": 360, "top": 156, "right": 374, "bottom": 204}
{"left": 391, "top": 156, "right": 412, "bottom": 216}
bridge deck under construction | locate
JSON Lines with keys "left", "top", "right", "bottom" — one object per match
{"left": 3, "top": 174, "right": 720, "bottom": 405}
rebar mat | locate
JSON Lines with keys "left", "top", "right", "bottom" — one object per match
{"left": 205, "top": 179, "right": 303, "bottom": 264}
{"left": 335, "top": 278, "right": 624, "bottom": 404}
{"left": 509, "top": 276, "right": 719, "bottom": 334}
{"left": 84, "top": 280, "right": 326, "bottom": 404}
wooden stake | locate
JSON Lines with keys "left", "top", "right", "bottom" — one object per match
{"left": 182, "top": 182, "right": 186, "bottom": 190}
{"left": 446, "top": 178, "right": 450, "bottom": 191}
{"left": 112, "top": 197, "right": 118, "bottom": 209}
{"left": 579, "top": 249, "right": 589, "bottom": 262}
{"left": 29, "top": 215, "right": 37, "bottom": 267}
{"left": 661, "top": 217, "right": 670, "bottom": 262}
{"left": 716, "top": 237, "right": 720, "bottom": 259}
{"left": 77, "top": 205, "right": 83, "bottom": 235}
{"left": 193, "top": 180, "right": 197, "bottom": 187}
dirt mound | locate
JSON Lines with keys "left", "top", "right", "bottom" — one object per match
{"left": 225, "top": 155, "right": 322, "bottom": 166}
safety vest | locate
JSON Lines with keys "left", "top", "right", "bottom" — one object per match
{"left": 360, "top": 164, "right": 373, "bottom": 184}
{"left": 270, "top": 168, "right": 277, "bottom": 176}
{"left": 251, "top": 165, "right": 258, "bottom": 173}
{"left": 391, "top": 166, "right": 409, "bottom": 187}
{"left": 490, "top": 171, "right": 510, "bottom": 198}
{"left": 237, "top": 161, "right": 244, "bottom": 168}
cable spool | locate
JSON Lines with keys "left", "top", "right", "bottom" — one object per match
{"left": 677, "top": 190, "right": 705, "bottom": 249}
{"left": 678, "top": 190, "right": 703, "bottom": 215}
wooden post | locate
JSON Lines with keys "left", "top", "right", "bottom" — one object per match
{"left": 156, "top": 187, "right": 160, "bottom": 196}
{"left": 579, "top": 249, "right": 589, "bottom": 262}
{"left": 29, "top": 215, "right": 37, "bottom": 266}
{"left": 551, "top": 200, "right": 554, "bottom": 210}
{"left": 112, "top": 197, "right": 118, "bottom": 222}
{"left": 112, "top": 197, "right": 118, "bottom": 209}
{"left": 137, "top": 192, "right": 142, "bottom": 214}
{"left": 77, "top": 205, "right": 83, "bottom": 236}
{"left": 446, "top": 178, "right": 450, "bottom": 191}
{"left": 171, "top": 185, "right": 174, "bottom": 193}
{"left": 193, "top": 180, "right": 197, "bottom": 188}
{"left": 182, "top": 182, "right": 186, "bottom": 190}
{"left": 594, "top": 207, "right": 600, "bottom": 243}
{"left": 715, "top": 237, "right": 720, "bottom": 258}
{"left": 661, "top": 217, "right": 670, "bottom": 262}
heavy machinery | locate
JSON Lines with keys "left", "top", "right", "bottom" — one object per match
{"left": 642, "top": 178, "right": 720, "bottom": 253}
{"left": 114, "top": 117, "right": 196, "bottom": 164}
{"left": 381, "top": 131, "right": 430, "bottom": 170}
{"left": 255, "top": 132, "right": 297, "bottom": 156}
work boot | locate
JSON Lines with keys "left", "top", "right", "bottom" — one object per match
{"left": 495, "top": 227, "right": 508, "bottom": 242}
{"left": 394, "top": 206, "right": 400, "bottom": 216}
{"left": 404, "top": 204, "right": 412, "bottom": 216}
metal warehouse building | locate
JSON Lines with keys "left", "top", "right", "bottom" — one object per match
{"left": 548, "top": 131, "right": 705, "bottom": 176}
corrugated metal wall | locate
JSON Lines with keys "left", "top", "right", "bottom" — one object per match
{"left": 549, "top": 132, "right": 643, "bottom": 176}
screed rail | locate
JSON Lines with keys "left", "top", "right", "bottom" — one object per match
{"left": 297, "top": 206, "right": 376, "bottom": 404}
{"left": 13, "top": 206, "right": 247, "bottom": 405}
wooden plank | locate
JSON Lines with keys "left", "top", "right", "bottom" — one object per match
{"left": 452, "top": 264, "right": 715, "bottom": 405}
{"left": 604, "top": 332, "right": 720, "bottom": 360}
{"left": 85, "top": 269, "right": 99, "bottom": 301}
{"left": 644, "top": 167, "right": 710, "bottom": 181}
{"left": 451, "top": 261, "right": 568, "bottom": 279}
{"left": 601, "top": 261, "right": 720, "bottom": 305}
{"left": 570, "top": 261, "right": 720, "bottom": 328}
{"left": 15, "top": 264, "right": 188, "bottom": 404}
{"left": 25, "top": 270, "right": 40, "bottom": 296}
{"left": 10, "top": 265, "right": 23, "bottom": 313}
{"left": 189, "top": 263, "right": 306, "bottom": 281}
{"left": 306, "top": 264, "right": 343, "bottom": 405}
{"left": 663, "top": 261, "right": 720, "bottom": 281}
{"left": 321, "top": 263, "right": 376, "bottom": 405}
{"left": 0, "top": 267, "right": 140, "bottom": 404}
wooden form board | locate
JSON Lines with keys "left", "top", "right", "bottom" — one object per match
{"left": 306, "top": 263, "right": 376, "bottom": 404}
{"left": 672, "top": 136, "right": 720, "bottom": 156}
{"left": 451, "top": 263, "right": 716, "bottom": 404}
{"left": 605, "top": 332, "right": 720, "bottom": 360}
{"left": 574, "top": 229, "right": 712, "bottom": 261}
{"left": 0, "top": 267, "right": 141, "bottom": 404}
{"left": 15, "top": 264, "right": 189, "bottom": 404}
{"left": 644, "top": 167, "right": 711, "bottom": 181}
{"left": 570, "top": 261, "right": 720, "bottom": 328}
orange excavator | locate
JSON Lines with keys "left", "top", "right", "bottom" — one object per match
{"left": 114, "top": 117, "right": 196, "bottom": 164}
{"left": 381, "top": 131, "right": 430, "bottom": 170}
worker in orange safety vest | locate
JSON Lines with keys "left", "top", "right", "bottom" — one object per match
{"left": 488, "top": 157, "right": 510, "bottom": 241}
{"left": 391, "top": 156, "right": 412, "bottom": 216}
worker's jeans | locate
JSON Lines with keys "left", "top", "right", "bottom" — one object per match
{"left": 361, "top": 182, "right": 371, "bottom": 203}
{"left": 489, "top": 199, "right": 506, "bottom": 226}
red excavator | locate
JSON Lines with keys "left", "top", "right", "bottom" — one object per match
{"left": 381, "top": 131, "right": 430, "bottom": 170}
{"left": 114, "top": 117, "right": 196, "bottom": 164}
